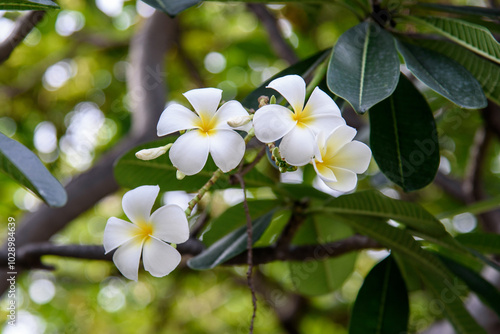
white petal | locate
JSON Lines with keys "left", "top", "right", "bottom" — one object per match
{"left": 323, "top": 125, "right": 358, "bottom": 159}
{"left": 324, "top": 168, "right": 358, "bottom": 192}
{"left": 253, "top": 105, "right": 296, "bottom": 143}
{"left": 103, "top": 217, "right": 142, "bottom": 253}
{"left": 312, "top": 160, "right": 337, "bottom": 183}
{"left": 267, "top": 74, "right": 305, "bottom": 114}
{"left": 142, "top": 238, "right": 181, "bottom": 277}
{"left": 183, "top": 88, "right": 222, "bottom": 119}
{"left": 213, "top": 100, "right": 250, "bottom": 131}
{"left": 112, "top": 237, "right": 144, "bottom": 281}
{"left": 304, "top": 114, "right": 346, "bottom": 136}
{"left": 157, "top": 103, "right": 199, "bottom": 136}
{"left": 169, "top": 130, "right": 209, "bottom": 175}
{"left": 279, "top": 126, "right": 316, "bottom": 166}
{"left": 332, "top": 141, "right": 372, "bottom": 173}
{"left": 209, "top": 130, "right": 246, "bottom": 172}
{"left": 150, "top": 205, "right": 190, "bottom": 243}
{"left": 303, "top": 87, "right": 341, "bottom": 117}
{"left": 122, "top": 185, "right": 159, "bottom": 224}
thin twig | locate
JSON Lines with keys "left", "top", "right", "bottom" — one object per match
{"left": 234, "top": 172, "right": 257, "bottom": 334}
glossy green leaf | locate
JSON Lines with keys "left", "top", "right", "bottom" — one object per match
{"left": 140, "top": 0, "right": 200, "bottom": 16}
{"left": 187, "top": 211, "right": 274, "bottom": 270}
{"left": 340, "top": 214, "right": 486, "bottom": 333}
{"left": 396, "top": 40, "right": 486, "bottom": 109}
{"left": 415, "top": 3, "right": 500, "bottom": 19}
{"left": 349, "top": 255, "right": 409, "bottom": 334}
{"left": 439, "top": 256, "right": 500, "bottom": 317}
{"left": 327, "top": 22, "right": 400, "bottom": 113}
{"left": 415, "top": 39, "right": 500, "bottom": 106}
{"left": 0, "top": 0, "right": 59, "bottom": 10}
{"left": 337, "top": 214, "right": 452, "bottom": 280}
{"left": 289, "top": 215, "right": 357, "bottom": 296}
{"left": 275, "top": 183, "right": 330, "bottom": 201}
{"left": 201, "top": 199, "right": 279, "bottom": 246}
{"left": 369, "top": 74, "right": 439, "bottom": 191}
{"left": 456, "top": 233, "right": 500, "bottom": 254}
{"left": 241, "top": 49, "right": 331, "bottom": 111}
{"left": 0, "top": 133, "right": 67, "bottom": 207}
{"left": 321, "top": 190, "right": 447, "bottom": 238}
{"left": 414, "top": 264, "right": 487, "bottom": 334}
{"left": 408, "top": 16, "right": 500, "bottom": 65}
{"left": 113, "top": 137, "right": 275, "bottom": 192}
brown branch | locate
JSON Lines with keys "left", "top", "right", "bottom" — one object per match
{"left": 225, "top": 234, "right": 382, "bottom": 265}
{"left": 0, "top": 238, "right": 205, "bottom": 269}
{"left": 0, "top": 11, "right": 176, "bottom": 296}
{"left": 0, "top": 11, "right": 45, "bottom": 65}
{"left": 0, "top": 235, "right": 380, "bottom": 269}
{"left": 246, "top": 4, "right": 299, "bottom": 65}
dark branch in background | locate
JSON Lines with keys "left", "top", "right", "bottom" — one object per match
{"left": 0, "top": 11, "right": 176, "bottom": 296}
{"left": 246, "top": 4, "right": 299, "bottom": 65}
{"left": 173, "top": 22, "right": 206, "bottom": 87}
{"left": 275, "top": 203, "right": 308, "bottom": 258}
{"left": 0, "top": 235, "right": 380, "bottom": 269}
{"left": 0, "top": 11, "right": 45, "bottom": 64}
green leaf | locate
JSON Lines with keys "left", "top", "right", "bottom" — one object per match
{"left": 349, "top": 255, "right": 409, "bottom": 334}
{"left": 187, "top": 211, "right": 274, "bottom": 270}
{"left": 408, "top": 16, "right": 500, "bottom": 65}
{"left": 414, "top": 264, "right": 487, "bottom": 334}
{"left": 415, "top": 3, "right": 500, "bottom": 19}
{"left": 327, "top": 22, "right": 400, "bottom": 113}
{"left": 201, "top": 200, "right": 279, "bottom": 246}
{"left": 140, "top": 0, "right": 200, "bottom": 16}
{"left": 275, "top": 183, "right": 330, "bottom": 201}
{"left": 415, "top": 39, "right": 500, "bottom": 106}
{"left": 369, "top": 74, "right": 439, "bottom": 191}
{"left": 289, "top": 215, "right": 357, "bottom": 296}
{"left": 113, "top": 137, "right": 275, "bottom": 192}
{"left": 338, "top": 214, "right": 487, "bottom": 334}
{"left": 439, "top": 255, "right": 500, "bottom": 318}
{"left": 0, "top": 0, "right": 59, "bottom": 10}
{"left": 0, "top": 133, "right": 66, "bottom": 207}
{"left": 396, "top": 40, "right": 486, "bottom": 109}
{"left": 241, "top": 49, "right": 331, "bottom": 111}
{"left": 455, "top": 233, "right": 500, "bottom": 254}
{"left": 321, "top": 190, "right": 447, "bottom": 238}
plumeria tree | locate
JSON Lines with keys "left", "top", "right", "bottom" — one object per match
{"left": 1, "top": 0, "right": 500, "bottom": 333}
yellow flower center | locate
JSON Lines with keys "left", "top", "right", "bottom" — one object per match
{"left": 135, "top": 220, "right": 154, "bottom": 240}
{"left": 195, "top": 112, "right": 218, "bottom": 134}
{"left": 292, "top": 106, "right": 312, "bottom": 128}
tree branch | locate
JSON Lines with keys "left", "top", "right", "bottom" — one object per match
{"left": 246, "top": 4, "right": 298, "bottom": 65}
{"left": 0, "top": 11, "right": 45, "bottom": 65}
{"left": 0, "top": 235, "right": 381, "bottom": 269}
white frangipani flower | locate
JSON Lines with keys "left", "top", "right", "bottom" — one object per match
{"left": 253, "top": 74, "right": 345, "bottom": 166}
{"left": 312, "top": 125, "right": 372, "bottom": 192}
{"left": 157, "top": 88, "right": 250, "bottom": 175}
{"left": 103, "top": 185, "right": 189, "bottom": 281}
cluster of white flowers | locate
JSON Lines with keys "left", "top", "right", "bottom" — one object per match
{"left": 104, "top": 74, "right": 371, "bottom": 281}
{"left": 157, "top": 74, "right": 371, "bottom": 192}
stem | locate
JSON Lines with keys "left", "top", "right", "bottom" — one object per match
{"left": 185, "top": 169, "right": 224, "bottom": 216}
{"left": 184, "top": 130, "right": 255, "bottom": 217}
{"left": 305, "top": 59, "right": 328, "bottom": 99}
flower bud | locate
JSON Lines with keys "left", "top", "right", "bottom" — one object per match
{"left": 135, "top": 144, "right": 172, "bottom": 161}
{"left": 176, "top": 170, "right": 186, "bottom": 180}
{"left": 227, "top": 115, "right": 252, "bottom": 128}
